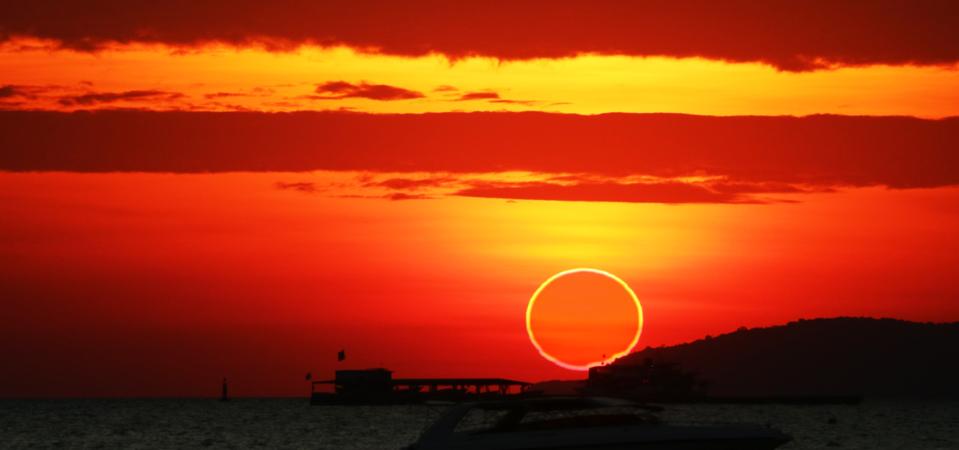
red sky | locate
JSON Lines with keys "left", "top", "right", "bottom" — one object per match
{"left": 1, "top": 1, "right": 958, "bottom": 397}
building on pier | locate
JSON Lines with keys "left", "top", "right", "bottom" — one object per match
{"left": 310, "top": 368, "right": 531, "bottom": 404}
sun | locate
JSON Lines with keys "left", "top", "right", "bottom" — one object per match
{"left": 526, "top": 268, "right": 643, "bottom": 371}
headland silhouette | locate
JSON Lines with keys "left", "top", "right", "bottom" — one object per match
{"left": 534, "top": 317, "right": 959, "bottom": 401}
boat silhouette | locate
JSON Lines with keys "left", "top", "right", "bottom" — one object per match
{"left": 406, "top": 397, "right": 791, "bottom": 450}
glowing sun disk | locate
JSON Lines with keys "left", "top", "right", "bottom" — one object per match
{"left": 526, "top": 268, "right": 644, "bottom": 371}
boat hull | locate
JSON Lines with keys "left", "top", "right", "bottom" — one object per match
{"left": 411, "top": 425, "right": 790, "bottom": 450}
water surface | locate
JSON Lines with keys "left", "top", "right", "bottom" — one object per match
{"left": 2, "top": 398, "right": 956, "bottom": 449}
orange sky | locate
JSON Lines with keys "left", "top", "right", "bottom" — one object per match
{"left": 1, "top": 1, "right": 958, "bottom": 397}
{"left": 3, "top": 39, "right": 959, "bottom": 117}
{"left": 2, "top": 172, "right": 958, "bottom": 396}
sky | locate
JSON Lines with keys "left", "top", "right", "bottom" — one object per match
{"left": 1, "top": 1, "right": 958, "bottom": 397}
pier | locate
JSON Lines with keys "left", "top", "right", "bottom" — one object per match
{"left": 310, "top": 368, "right": 531, "bottom": 405}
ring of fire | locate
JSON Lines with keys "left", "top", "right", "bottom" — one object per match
{"left": 526, "top": 268, "right": 644, "bottom": 371}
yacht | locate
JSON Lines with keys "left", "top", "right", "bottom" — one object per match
{"left": 405, "top": 397, "right": 791, "bottom": 450}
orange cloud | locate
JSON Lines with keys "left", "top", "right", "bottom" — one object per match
{"left": 455, "top": 180, "right": 755, "bottom": 204}
{"left": 4, "top": 43, "right": 959, "bottom": 117}
{"left": 365, "top": 175, "right": 458, "bottom": 190}
{"left": 2, "top": 111, "right": 959, "bottom": 192}
{"left": 2, "top": 1, "right": 958, "bottom": 71}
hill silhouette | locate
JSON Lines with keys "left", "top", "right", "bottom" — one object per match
{"left": 611, "top": 317, "right": 959, "bottom": 398}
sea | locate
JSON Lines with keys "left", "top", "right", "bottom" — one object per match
{"left": 2, "top": 398, "right": 957, "bottom": 449}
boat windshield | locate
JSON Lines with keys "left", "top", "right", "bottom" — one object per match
{"left": 455, "top": 406, "right": 660, "bottom": 434}
{"left": 512, "top": 407, "right": 660, "bottom": 431}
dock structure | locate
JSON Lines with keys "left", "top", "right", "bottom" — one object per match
{"left": 310, "top": 368, "right": 531, "bottom": 405}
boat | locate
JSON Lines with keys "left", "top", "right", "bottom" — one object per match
{"left": 405, "top": 397, "right": 791, "bottom": 449}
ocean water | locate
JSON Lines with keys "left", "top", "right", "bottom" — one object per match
{"left": 2, "top": 398, "right": 957, "bottom": 449}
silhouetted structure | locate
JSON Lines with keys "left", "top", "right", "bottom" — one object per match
{"left": 586, "top": 358, "right": 706, "bottom": 401}
{"left": 615, "top": 317, "right": 959, "bottom": 399}
{"left": 408, "top": 397, "right": 790, "bottom": 450}
{"left": 310, "top": 368, "right": 531, "bottom": 405}
{"left": 220, "top": 378, "right": 229, "bottom": 402}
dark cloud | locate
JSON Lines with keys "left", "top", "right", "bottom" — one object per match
{"left": 457, "top": 175, "right": 815, "bottom": 203}
{"left": 275, "top": 181, "right": 319, "bottom": 193}
{"left": 0, "top": 85, "right": 22, "bottom": 98}
{"left": 455, "top": 181, "right": 755, "bottom": 204}
{"left": 456, "top": 91, "right": 536, "bottom": 105}
{"left": 385, "top": 192, "right": 431, "bottom": 201}
{"left": 335, "top": 192, "right": 434, "bottom": 201}
{"left": 366, "top": 176, "right": 457, "bottom": 190}
{"left": 314, "top": 81, "right": 423, "bottom": 101}
{"left": 0, "top": 84, "right": 50, "bottom": 100}
{"left": 1, "top": 111, "right": 958, "bottom": 191}
{"left": 264, "top": 101, "right": 303, "bottom": 109}
{"left": 2, "top": 1, "right": 958, "bottom": 71}
{"left": 57, "top": 90, "right": 185, "bottom": 106}
{"left": 204, "top": 92, "right": 248, "bottom": 99}
{"left": 433, "top": 85, "right": 458, "bottom": 92}
{"left": 490, "top": 99, "right": 536, "bottom": 106}
{"left": 457, "top": 91, "right": 500, "bottom": 101}
{"left": 707, "top": 181, "right": 812, "bottom": 195}
{"left": 204, "top": 102, "right": 256, "bottom": 112}
{"left": 362, "top": 174, "right": 786, "bottom": 204}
